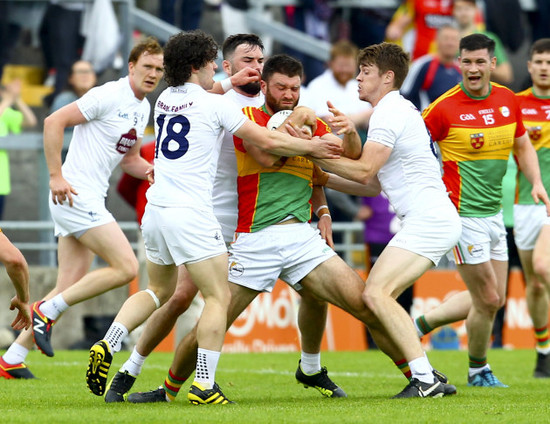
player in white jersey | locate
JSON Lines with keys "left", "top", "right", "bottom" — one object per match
{"left": 0, "top": 38, "right": 164, "bottom": 379}
{"left": 103, "top": 34, "right": 343, "bottom": 403}
{"left": 85, "top": 30, "right": 342, "bottom": 404}
{"left": 313, "top": 42, "right": 461, "bottom": 398}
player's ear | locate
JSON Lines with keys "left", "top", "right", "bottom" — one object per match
{"left": 260, "top": 80, "right": 267, "bottom": 94}
{"left": 222, "top": 60, "right": 232, "bottom": 76}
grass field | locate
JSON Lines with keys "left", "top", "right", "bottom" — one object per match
{"left": 2, "top": 349, "right": 550, "bottom": 423}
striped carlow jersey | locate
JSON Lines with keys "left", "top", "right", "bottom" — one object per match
{"left": 234, "top": 106, "right": 330, "bottom": 233}
{"left": 515, "top": 88, "right": 550, "bottom": 205}
{"left": 422, "top": 82, "right": 526, "bottom": 217}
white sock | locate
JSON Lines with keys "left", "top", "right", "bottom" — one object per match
{"left": 424, "top": 352, "right": 434, "bottom": 371}
{"left": 469, "top": 363, "right": 490, "bottom": 377}
{"left": 536, "top": 346, "right": 550, "bottom": 355}
{"left": 409, "top": 356, "right": 435, "bottom": 384}
{"left": 104, "top": 322, "right": 129, "bottom": 353}
{"left": 120, "top": 347, "right": 147, "bottom": 376}
{"left": 194, "top": 348, "right": 221, "bottom": 389}
{"left": 300, "top": 352, "right": 321, "bottom": 374}
{"left": 2, "top": 343, "right": 29, "bottom": 365}
{"left": 40, "top": 294, "right": 69, "bottom": 321}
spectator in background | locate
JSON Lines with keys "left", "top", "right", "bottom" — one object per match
{"left": 453, "top": 0, "right": 513, "bottom": 85}
{"left": 220, "top": 0, "right": 274, "bottom": 55}
{"left": 159, "top": 0, "right": 203, "bottom": 31}
{"left": 304, "top": 40, "right": 372, "bottom": 130}
{"left": 39, "top": 1, "right": 86, "bottom": 106}
{"left": 283, "top": 0, "right": 332, "bottom": 84}
{"left": 0, "top": 80, "right": 38, "bottom": 219}
{"left": 401, "top": 24, "right": 461, "bottom": 111}
{"left": 51, "top": 60, "right": 97, "bottom": 113}
{"left": 385, "top": 0, "right": 455, "bottom": 61}
{"left": 348, "top": 6, "right": 396, "bottom": 50}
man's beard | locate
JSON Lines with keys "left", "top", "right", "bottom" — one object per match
{"left": 238, "top": 81, "right": 261, "bottom": 95}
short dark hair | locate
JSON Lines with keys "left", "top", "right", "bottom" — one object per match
{"left": 357, "top": 42, "right": 410, "bottom": 89}
{"left": 530, "top": 38, "right": 550, "bottom": 59}
{"left": 128, "top": 36, "right": 163, "bottom": 64}
{"left": 222, "top": 33, "right": 264, "bottom": 60}
{"left": 261, "top": 54, "right": 303, "bottom": 82}
{"left": 459, "top": 33, "right": 495, "bottom": 57}
{"left": 163, "top": 30, "right": 218, "bottom": 87}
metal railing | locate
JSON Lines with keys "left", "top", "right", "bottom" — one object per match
{"left": 0, "top": 220, "right": 365, "bottom": 267}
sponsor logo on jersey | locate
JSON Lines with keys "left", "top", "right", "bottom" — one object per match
{"left": 115, "top": 128, "right": 137, "bottom": 154}
{"left": 229, "top": 261, "right": 244, "bottom": 277}
{"left": 499, "top": 106, "right": 510, "bottom": 117}
{"left": 470, "top": 133, "right": 485, "bottom": 149}
{"left": 460, "top": 113, "right": 476, "bottom": 121}
{"left": 528, "top": 126, "right": 542, "bottom": 141}
{"left": 478, "top": 108, "right": 494, "bottom": 115}
{"left": 522, "top": 108, "right": 538, "bottom": 115}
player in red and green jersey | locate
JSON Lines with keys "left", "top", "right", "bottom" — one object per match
{"left": 419, "top": 34, "right": 550, "bottom": 388}
{"left": 234, "top": 106, "right": 330, "bottom": 232}
{"left": 514, "top": 38, "right": 550, "bottom": 378}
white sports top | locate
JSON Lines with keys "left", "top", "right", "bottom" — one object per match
{"left": 63, "top": 76, "right": 150, "bottom": 198}
{"left": 212, "top": 89, "right": 264, "bottom": 239}
{"left": 369, "top": 90, "right": 449, "bottom": 220}
{"left": 147, "top": 83, "right": 247, "bottom": 211}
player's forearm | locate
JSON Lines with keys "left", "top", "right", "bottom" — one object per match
{"left": 326, "top": 172, "right": 381, "bottom": 197}
{"left": 43, "top": 118, "right": 65, "bottom": 177}
{"left": 342, "top": 130, "right": 362, "bottom": 159}
{"left": 120, "top": 155, "right": 151, "bottom": 180}
{"left": 314, "top": 155, "right": 374, "bottom": 186}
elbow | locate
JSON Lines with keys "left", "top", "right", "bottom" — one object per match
{"left": 255, "top": 155, "right": 278, "bottom": 167}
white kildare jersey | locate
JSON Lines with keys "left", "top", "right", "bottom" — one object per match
{"left": 213, "top": 89, "right": 264, "bottom": 241}
{"left": 147, "top": 83, "right": 247, "bottom": 211}
{"left": 62, "top": 76, "right": 150, "bottom": 198}
{"left": 369, "top": 90, "right": 449, "bottom": 219}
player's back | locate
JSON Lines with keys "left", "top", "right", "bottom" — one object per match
{"left": 147, "top": 83, "right": 246, "bottom": 211}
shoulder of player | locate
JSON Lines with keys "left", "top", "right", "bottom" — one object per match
{"left": 422, "top": 84, "right": 462, "bottom": 116}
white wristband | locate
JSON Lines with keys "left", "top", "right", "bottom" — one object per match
{"left": 315, "top": 205, "right": 329, "bottom": 216}
{"left": 320, "top": 214, "right": 331, "bottom": 219}
{"left": 221, "top": 77, "right": 233, "bottom": 93}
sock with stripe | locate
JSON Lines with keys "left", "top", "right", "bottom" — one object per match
{"left": 414, "top": 315, "right": 433, "bottom": 338}
{"left": 394, "top": 358, "right": 412, "bottom": 381}
{"left": 468, "top": 355, "right": 489, "bottom": 377}
{"left": 535, "top": 326, "right": 550, "bottom": 354}
{"left": 163, "top": 368, "right": 186, "bottom": 401}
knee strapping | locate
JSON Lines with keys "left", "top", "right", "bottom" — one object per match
{"left": 144, "top": 289, "right": 161, "bottom": 309}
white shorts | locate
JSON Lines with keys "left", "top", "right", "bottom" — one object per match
{"left": 214, "top": 209, "right": 237, "bottom": 244}
{"left": 141, "top": 204, "right": 227, "bottom": 266}
{"left": 228, "top": 222, "right": 336, "bottom": 292}
{"left": 388, "top": 204, "right": 461, "bottom": 266}
{"left": 447, "top": 212, "right": 508, "bottom": 265}
{"left": 514, "top": 204, "right": 550, "bottom": 250}
{"left": 48, "top": 191, "right": 114, "bottom": 237}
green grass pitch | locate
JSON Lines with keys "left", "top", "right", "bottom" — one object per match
{"left": 2, "top": 349, "right": 550, "bottom": 423}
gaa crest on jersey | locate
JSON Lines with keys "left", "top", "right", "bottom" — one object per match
{"left": 499, "top": 106, "right": 510, "bottom": 118}
{"left": 528, "top": 126, "right": 542, "bottom": 141}
{"left": 470, "top": 133, "right": 484, "bottom": 149}
{"left": 116, "top": 128, "right": 137, "bottom": 154}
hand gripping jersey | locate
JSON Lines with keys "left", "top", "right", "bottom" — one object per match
{"left": 62, "top": 76, "right": 150, "bottom": 198}
{"left": 233, "top": 105, "right": 330, "bottom": 233}
{"left": 422, "top": 82, "right": 526, "bottom": 217}
{"left": 515, "top": 88, "right": 550, "bottom": 205}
